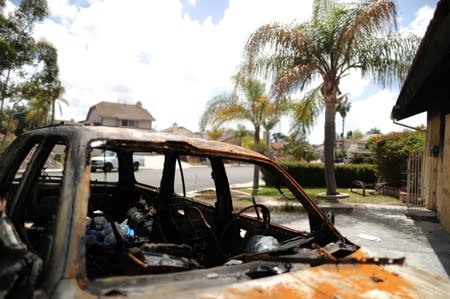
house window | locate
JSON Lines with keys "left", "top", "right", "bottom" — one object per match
{"left": 121, "top": 120, "right": 135, "bottom": 127}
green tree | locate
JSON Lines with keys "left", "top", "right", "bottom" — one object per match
{"left": 0, "top": 0, "right": 49, "bottom": 113}
{"left": 282, "top": 131, "right": 318, "bottom": 162}
{"left": 26, "top": 93, "right": 50, "bottom": 128}
{"left": 336, "top": 98, "right": 351, "bottom": 155}
{"left": 234, "top": 124, "right": 249, "bottom": 146}
{"left": 352, "top": 129, "right": 364, "bottom": 140}
{"left": 32, "top": 41, "right": 66, "bottom": 124}
{"left": 245, "top": 0, "right": 419, "bottom": 195}
{"left": 200, "top": 75, "right": 277, "bottom": 193}
{"left": 368, "top": 131, "right": 424, "bottom": 187}
{"left": 367, "top": 127, "right": 381, "bottom": 134}
{"left": 206, "top": 127, "right": 225, "bottom": 140}
{"left": 262, "top": 117, "right": 277, "bottom": 158}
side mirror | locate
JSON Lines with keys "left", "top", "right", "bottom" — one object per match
{"left": 327, "top": 211, "right": 335, "bottom": 225}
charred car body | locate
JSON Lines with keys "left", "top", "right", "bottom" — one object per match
{"left": 0, "top": 125, "right": 449, "bottom": 298}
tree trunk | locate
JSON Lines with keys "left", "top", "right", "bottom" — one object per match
{"left": 265, "top": 129, "right": 270, "bottom": 158}
{"left": 252, "top": 126, "right": 260, "bottom": 195}
{"left": 51, "top": 99, "right": 55, "bottom": 124}
{"left": 0, "top": 68, "right": 12, "bottom": 114}
{"left": 341, "top": 117, "right": 345, "bottom": 155}
{"left": 324, "top": 102, "right": 337, "bottom": 195}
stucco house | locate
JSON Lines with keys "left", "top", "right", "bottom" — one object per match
{"left": 391, "top": 0, "right": 450, "bottom": 231}
{"left": 160, "top": 123, "right": 202, "bottom": 138}
{"left": 86, "top": 101, "right": 155, "bottom": 129}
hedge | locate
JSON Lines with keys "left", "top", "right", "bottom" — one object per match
{"left": 367, "top": 131, "right": 424, "bottom": 187}
{"left": 263, "top": 162, "right": 377, "bottom": 188}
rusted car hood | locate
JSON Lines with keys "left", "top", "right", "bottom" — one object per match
{"left": 194, "top": 264, "right": 450, "bottom": 299}
{"left": 81, "top": 250, "right": 450, "bottom": 299}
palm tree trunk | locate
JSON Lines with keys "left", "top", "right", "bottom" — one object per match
{"left": 252, "top": 126, "right": 260, "bottom": 194}
{"left": 341, "top": 117, "right": 345, "bottom": 155}
{"left": 51, "top": 99, "right": 56, "bottom": 124}
{"left": 324, "top": 102, "right": 337, "bottom": 195}
{"left": 265, "top": 129, "right": 270, "bottom": 158}
{"left": 0, "top": 68, "right": 12, "bottom": 114}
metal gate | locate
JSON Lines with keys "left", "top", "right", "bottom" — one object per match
{"left": 406, "top": 151, "right": 424, "bottom": 210}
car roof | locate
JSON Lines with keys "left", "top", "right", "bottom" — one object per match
{"left": 24, "top": 125, "right": 269, "bottom": 161}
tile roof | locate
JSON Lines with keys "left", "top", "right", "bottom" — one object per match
{"left": 88, "top": 101, "right": 155, "bottom": 121}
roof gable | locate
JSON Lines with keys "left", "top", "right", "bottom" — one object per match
{"left": 87, "top": 101, "right": 156, "bottom": 121}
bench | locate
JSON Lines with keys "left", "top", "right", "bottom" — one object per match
{"left": 350, "top": 180, "right": 374, "bottom": 197}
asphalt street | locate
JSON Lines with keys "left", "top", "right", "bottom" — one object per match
{"left": 91, "top": 165, "right": 254, "bottom": 193}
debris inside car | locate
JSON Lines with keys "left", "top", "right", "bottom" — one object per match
{"left": 0, "top": 125, "right": 449, "bottom": 298}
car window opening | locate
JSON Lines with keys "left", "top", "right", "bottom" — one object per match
{"left": 84, "top": 146, "right": 348, "bottom": 282}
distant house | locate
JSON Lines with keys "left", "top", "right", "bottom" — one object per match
{"left": 346, "top": 134, "right": 378, "bottom": 160}
{"left": 218, "top": 130, "right": 240, "bottom": 146}
{"left": 315, "top": 134, "right": 376, "bottom": 162}
{"left": 86, "top": 101, "right": 155, "bottom": 129}
{"left": 391, "top": 0, "right": 450, "bottom": 232}
{"left": 160, "top": 123, "right": 202, "bottom": 138}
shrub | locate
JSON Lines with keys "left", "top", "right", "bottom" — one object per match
{"left": 263, "top": 162, "right": 377, "bottom": 188}
{"left": 367, "top": 131, "right": 424, "bottom": 187}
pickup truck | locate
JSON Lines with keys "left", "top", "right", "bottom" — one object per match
{"left": 91, "top": 150, "right": 144, "bottom": 172}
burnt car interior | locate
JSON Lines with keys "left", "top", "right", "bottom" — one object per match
{"left": 84, "top": 141, "right": 357, "bottom": 283}
{"left": 0, "top": 137, "right": 66, "bottom": 293}
{"left": 0, "top": 134, "right": 357, "bottom": 295}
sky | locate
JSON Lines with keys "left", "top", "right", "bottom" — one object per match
{"left": 7, "top": 0, "right": 438, "bottom": 144}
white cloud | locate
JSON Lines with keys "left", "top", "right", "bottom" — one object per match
{"left": 405, "top": 5, "right": 434, "bottom": 36}
{"left": 29, "top": 0, "right": 431, "bottom": 140}
{"left": 187, "top": 0, "right": 197, "bottom": 7}
{"left": 3, "top": 1, "right": 17, "bottom": 15}
{"left": 306, "top": 90, "right": 426, "bottom": 145}
{"left": 33, "top": 0, "right": 313, "bottom": 128}
{"left": 47, "top": 0, "right": 79, "bottom": 23}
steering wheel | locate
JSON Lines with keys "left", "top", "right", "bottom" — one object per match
{"left": 219, "top": 204, "right": 271, "bottom": 244}
{"left": 235, "top": 204, "right": 271, "bottom": 226}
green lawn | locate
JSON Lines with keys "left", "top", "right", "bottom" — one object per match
{"left": 245, "top": 186, "right": 401, "bottom": 205}
{"left": 192, "top": 186, "right": 400, "bottom": 214}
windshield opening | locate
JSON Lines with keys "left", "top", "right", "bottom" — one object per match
{"left": 83, "top": 143, "right": 350, "bottom": 284}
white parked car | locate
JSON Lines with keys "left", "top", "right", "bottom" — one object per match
{"left": 91, "top": 150, "right": 144, "bottom": 172}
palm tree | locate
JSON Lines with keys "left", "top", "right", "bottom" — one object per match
{"left": 262, "top": 118, "right": 277, "bottom": 158}
{"left": 26, "top": 95, "right": 50, "bottom": 128}
{"left": 0, "top": 105, "right": 19, "bottom": 147}
{"left": 336, "top": 98, "right": 351, "bottom": 155}
{"left": 262, "top": 98, "right": 293, "bottom": 158}
{"left": 234, "top": 124, "right": 248, "bottom": 147}
{"left": 50, "top": 82, "right": 67, "bottom": 124}
{"left": 245, "top": 0, "right": 419, "bottom": 195}
{"left": 200, "top": 75, "right": 276, "bottom": 193}
{"left": 206, "top": 127, "right": 225, "bottom": 141}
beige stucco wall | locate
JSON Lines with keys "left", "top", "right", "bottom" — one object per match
{"left": 137, "top": 120, "right": 152, "bottom": 129}
{"left": 102, "top": 117, "right": 116, "bottom": 126}
{"left": 437, "top": 113, "right": 450, "bottom": 232}
{"left": 87, "top": 109, "right": 101, "bottom": 124}
{"left": 423, "top": 114, "right": 441, "bottom": 209}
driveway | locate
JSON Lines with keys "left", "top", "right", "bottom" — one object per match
{"left": 276, "top": 204, "right": 450, "bottom": 278}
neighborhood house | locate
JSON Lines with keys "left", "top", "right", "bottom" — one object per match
{"left": 392, "top": 0, "right": 450, "bottom": 232}
{"left": 86, "top": 101, "right": 155, "bottom": 130}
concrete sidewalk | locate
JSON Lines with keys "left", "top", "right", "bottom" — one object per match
{"left": 276, "top": 204, "right": 450, "bottom": 278}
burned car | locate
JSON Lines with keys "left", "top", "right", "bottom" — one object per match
{"left": 0, "top": 125, "right": 449, "bottom": 298}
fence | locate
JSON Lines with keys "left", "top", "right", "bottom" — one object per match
{"left": 405, "top": 151, "right": 424, "bottom": 210}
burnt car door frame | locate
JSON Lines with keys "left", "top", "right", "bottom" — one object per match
{"left": 0, "top": 131, "right": 75, "bottom": 296}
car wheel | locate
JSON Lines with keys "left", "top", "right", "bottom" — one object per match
{"left": 104, "top": 163, "right": 113, "bottom": 172}
{"left": 133, "top": 162, "right": 139, "bottom": 172}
